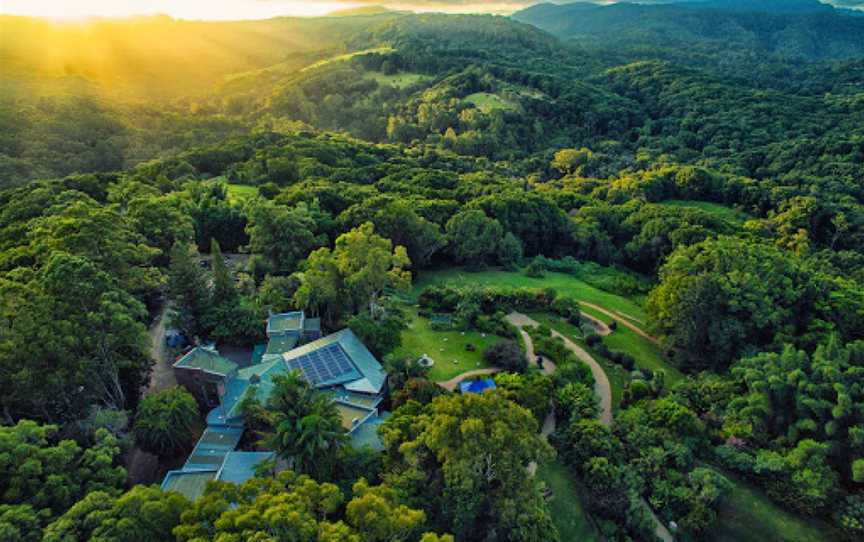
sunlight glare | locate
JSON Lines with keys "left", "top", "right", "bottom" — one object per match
{"left": 0, "top": 0, "right": 353, "bottom": 20}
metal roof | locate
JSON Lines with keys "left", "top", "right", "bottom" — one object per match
{"left": 173, "top": 347, "right": 238, "bottom": 376}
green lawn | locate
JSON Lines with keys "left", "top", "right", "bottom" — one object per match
{"left": 390, "top": 307, "right": 501, "bottom": 381}
{"left": 711, "top": 473, "right": 832, "bottom": 542}
{"left": 366, "top": 72, "right": 429, "bottom": 88}
{"left": 464, "top": 92, "right": 518, "bottom": 112}
{"left": 661, "top": 199, "right": 751, "bottom": 225}
{"left": 537, "top": 460, "right": 600, "bottom": 542}
{"left": 413, "top": 268, "right": 648, "bottom": 323}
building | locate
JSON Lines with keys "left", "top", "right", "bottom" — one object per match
{"left": 172, "top": 346, "right": 238, "bottom": 408}
{"left": 162, "top": 312, "right": 388, "bottom": 500}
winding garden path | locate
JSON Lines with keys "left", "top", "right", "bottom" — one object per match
{"left": 506, "top": 312, "right": 612, "bottom": 426}
{"left": 579, "top": 301, "right": 660, "bottom": 345}
{"left": 506, "top": 311, "right": 674, "bottom": 542}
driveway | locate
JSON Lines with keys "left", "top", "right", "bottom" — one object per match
{"left": 145, "top": 302, "right": 175, "bottom": 395}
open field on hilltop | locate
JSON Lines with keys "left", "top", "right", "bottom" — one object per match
{"left": 538, "top": 460, "right": 601, "bottom": 542}
{"left": 661, "top": 199, "right": 752, "bottom": 225}
{"left": 390, "top": 306, "right": 501, "bottom": 381}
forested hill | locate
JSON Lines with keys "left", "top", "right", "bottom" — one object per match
{"left": 513, "top": 1, "right": 864, "bottom": 60}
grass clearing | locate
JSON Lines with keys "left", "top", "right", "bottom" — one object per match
{"left": 661, "top": 199, "right": 751, "bottom": 225}
{"left": 538, "top": 460, "right": 600, "bottom": 542}
{"left": 413, "top": 268, "right": 649, "bottom": 325}
{"left": 464, "top": 92, "right": 518, "bottom": 112}
{"left": 366, "top": 72, "right": 429, "bottom": 88}
{"left": 390, "top": 307, "right": 501, "bottom": 381}
{"left": 301, "top": 46, "right": 394, "bottom": 72}
{"left": 711, "top": 472, "right": 832, "bottom": 542}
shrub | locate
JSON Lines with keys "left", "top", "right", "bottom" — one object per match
{"left": 465, "top": 343, "right": 476, "bottom": 352}
{"left": 524, "top": 258, "right": 546, "bottom": 278}
{"left": 585, "top": 333, "right": 602, "bottom": 347}
{"left": 609, "top": 320, "right": 618, "bottom": 331}
{"left": 483, "top": 340, "right": 527, "bottom": 372}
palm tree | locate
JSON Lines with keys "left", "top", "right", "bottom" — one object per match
{"left": 267, "top": 375, "right": 347, "bottom": 479}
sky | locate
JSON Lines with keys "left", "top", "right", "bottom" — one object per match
{"left": 0, "top": 0, "right": 534, "bottom": 20}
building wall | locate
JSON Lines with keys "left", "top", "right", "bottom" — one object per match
{"left": 175, "top": 367, "right": 223, "bottom": 408}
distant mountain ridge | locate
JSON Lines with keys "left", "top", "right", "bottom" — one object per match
{"left": 513, "top": 1, "right": 864, "bottom": 60}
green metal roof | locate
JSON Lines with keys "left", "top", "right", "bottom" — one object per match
{"left": 161, "top": 470, "right": 217, "bottom": 501}
{"left": 267, "top": 312, "right": 304, "bottom": 334}
{"left": 174, "top": 347, "right": 238, "bottom": 376}
{"left": 265, "top": 334, "right": 298, "bottom": 355}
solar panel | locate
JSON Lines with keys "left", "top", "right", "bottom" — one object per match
{"left": 287, "top": 343, "right": 355, "bottom": 386}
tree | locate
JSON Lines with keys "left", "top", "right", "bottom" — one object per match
{"left": 210, "top": 239, "right": 236, "bottom": 304}
{"left": 0, "top": 253, "right": 150, "bottom": 421}
{"left": 498, "top": 232, "right": 524, "bottom": 269}
{"left": 444, "top": 209, "right": 503, "bottom": 268}
{"left": 167, "top": 242, "right": 211, "bottom": 339}
{"left": 338, "top": 196, "right": 445, "bottom": 268}
{"left": 295, "top": 223, "right": 411, "bottom": 326}
{"left": 126, "top": 195, "right": 195, "bottom": 267}
{"left": 266, "top": 373, "right": 348, "bottom": 481}
{"left": 647, "top": 236, "right": 822, "bottom": 371}
{"left": 348, "top": 310, "right": 406, "bottom": 359}
{"left": 246, "top": 199, "right": 324, "bottom": 275}
{"left": 0, "top": 421, "right": 126, "bottom": 520}
{"left": 552, "top": 147, "right": 595, "bottom": 176}
{"left": 42, "top": 486, "right": 189, "bottom": 542}
{"left": 381, "top": 393, "right": 557, "bottom": 541}
{"left": 484, "top": 340, "right": 527, "bottom": 373}
{"left": 173, "top": 470, "right": 445, "bottom": 542}
{"left": 133, "top": 387, "right": 198, "bottom": 458}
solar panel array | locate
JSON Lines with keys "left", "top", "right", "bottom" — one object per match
{"left": 287, "top": 343, "right": 355, "bottom": 386}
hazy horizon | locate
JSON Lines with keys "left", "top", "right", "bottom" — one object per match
{"left": 0, "top": 0, "right": 536, "bottom": 21}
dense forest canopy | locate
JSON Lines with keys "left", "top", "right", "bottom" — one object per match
{"left": 2, "top": 1, "right": 864, "bottom": 540}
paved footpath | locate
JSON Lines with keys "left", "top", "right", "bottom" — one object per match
{"left": 506, "top": 312, "right": 612, "bottom": 426}
{"left": 506, "top": 311, "right": 673, "bottom": 542}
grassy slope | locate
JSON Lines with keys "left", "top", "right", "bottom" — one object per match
{"left": 538, "top": 460, "right": 601, "bottom": 542}
{"left": 391, "top": 307, "right": 499, "bottom": 381}
{"left": 413, "top": 268, "right": 648, "bottom": 321}
{"left": 413, "top": 268, "right": 682, "bottom": 387}
{"left": 711, "top": 473, "right": 831, "bottom": 542}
